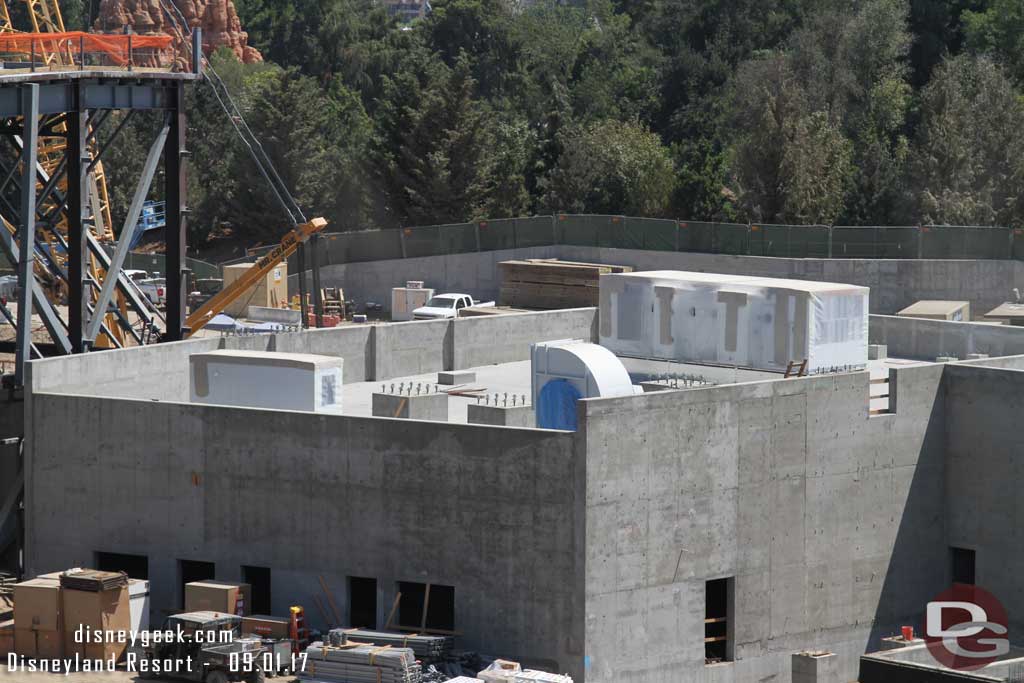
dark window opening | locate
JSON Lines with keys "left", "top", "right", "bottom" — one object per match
{"left": 348, "top": 577, "right": 377, "bottom": 629}
{"left": 952, "top": 547, "right": 976, "bottom": 585}
{"left": 179, "top": 560, "right": 215, "bottom": 609}
{"left": 242, "top": 566, "right": 272, "bottom": 615}
{"left": 95, "top": 552, "right": 148, "bottom": 580}
{"left": 705, "top": 578, "right": 733, "bottom": 664}
{"left": 396, "top": 581, "right": 454, "bottom": 632}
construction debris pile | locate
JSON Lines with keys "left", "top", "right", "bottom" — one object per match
{"left": 337, "top": 628, "right": 454, "bottom": 661}
{"left": 300, "top": 641, "right": 423, "bottom": 683}
{"left": 498, "top": 259, "right": 631, "bottom": 309}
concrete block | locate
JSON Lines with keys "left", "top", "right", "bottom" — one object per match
{"left": 247, "top": 306, "right": 301, "bottom": 324}
{"left": 791, "top": 651, "right": 840, "bottom": 683}
{"left": 868, "top": 344, "right": 887, "bottom": 360}
{"left": 438, "top": 370, "right": 476, "bottom": 385}
{"left": 879, "top": 635, "right": 925, "bottom": 651}
{"left": 936, "top": 356, "right": 958, "bottom": 362}
{"left": 371, "top": 392, "right": 448, "bottom": 420}
{"left": 467, "top": 404, "right": 534, "bottom": 428}
{"left": 967, "top": 353, "right": 990, "bottom": 360}
{"left": 638, "top": 382, "right": 673, "bottom": 392}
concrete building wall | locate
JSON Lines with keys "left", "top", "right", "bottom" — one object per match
{"left": 578, "top": 365, "right": 949, "bottom": 683}
{"left": 943, "top": 364, "right": 1024, "bottom": 635}
{"left": 293, "top": 245, "right": 559, "bottom": 310}
{"left": 26, "top": 309, "right": 596, "bottom": 402}
{"left": 452, "top": 308, "right": 598, "bottom": 370}
{"left": 25, "top": 393, "right": 586, "bottom": 678}
{"left": 310, "top": 244, "right": 1023, "bottom": 317}
{"left": 870, "top": 314, "right": 1024, "bottom": 361}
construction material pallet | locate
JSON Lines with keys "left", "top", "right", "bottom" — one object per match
{"left": 498, "top": 259, "right": 631, "bottom": 310}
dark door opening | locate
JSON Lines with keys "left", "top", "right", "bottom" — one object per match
{"left": 348, "top": 576, "right": 377, "bottom": 629}
{"left": 242, "top": 566, "right": 272, "bottom": 615}
{"left": 951, "top": 547, "right": 976, "bottom": 585}
{"left": 705, "top": 578, "right": 733, "bottom": 664}
{"left": 179, "top": 559, "right": 215, "bottom": 609}
{"left": 95, "top": 552, "right": 149, "bottom": 580}
{"left": 396, "top": 581, "right": 454, "bottom": 631}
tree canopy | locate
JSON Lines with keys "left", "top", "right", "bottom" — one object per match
{"left": 104, "top": 0, "right": 1024, "bottom": 255}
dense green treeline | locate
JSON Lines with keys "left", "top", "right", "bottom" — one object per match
{"left": 109, "top": 0, "right": 1024, "bottom": 247}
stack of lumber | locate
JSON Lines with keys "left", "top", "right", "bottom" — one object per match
{"left": 335, "top": 628, "right": 454, "bottom": 660}
{"left": 498, "top": 259, "right": 632, "bottom": 309}
{"left": 58, "top": 569, "right": 127, "bottom": 592}
{"left": 299, "top": 641, "right": 422, "bottom": 683}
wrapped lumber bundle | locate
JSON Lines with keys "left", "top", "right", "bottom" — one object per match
{"left": 59, "top": 569, "right": 128, "bottom": 592}
{"left": 333, "top": 629, "right": 454, "bottom": 661}
{"left": 299, "top": 641, "right": 422, "bottom": 683}
{"left": 498, "top": 259, "right": 631, "bottom": 309}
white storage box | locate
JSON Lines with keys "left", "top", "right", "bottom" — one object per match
{"left": 391, "top": 286, "right": 435, "bottom": 321}
{"left": 190, "top": 350, "right": 343, "bottom": 414}
{"left": 128, "top": 579, "right": 150, "bottom": 632}
{"left": 599, "top": 271, "right": 868, "bottom": 373}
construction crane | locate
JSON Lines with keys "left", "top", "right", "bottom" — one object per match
{"left": 184, "top": 217, "right": 327, "bottom": 336}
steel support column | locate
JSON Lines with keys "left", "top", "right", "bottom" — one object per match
{"left": 297, "top": 241, "right": 308, "bottom": 328}
{"left": 311, "top": 233, "right": 323, "bottom": 327}
{"left": 14, "top": 84, "right": 38, "bottom": 385}
{"left": 164, "top": 81, "right": 187, "bottom": 340}
{"left": 67, "top": 83, "right": 88, "bottom": 352}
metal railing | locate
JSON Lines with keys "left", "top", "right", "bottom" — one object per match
{"left": 0, "top": 31, "right": 178, "bottom": 73}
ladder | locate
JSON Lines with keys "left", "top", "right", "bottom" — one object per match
{"left": 289, "top": 605, "right": 309, "bottom": 655}
{"left": 784, "top": 359, "right": 808, "bottom": 378}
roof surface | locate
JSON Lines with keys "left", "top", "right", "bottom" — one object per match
{"left": 189, "top": 349, "right": 343, "bottom": 369}
{"left": 897, "top": 300, "right": 969, "bottom": 315}
{"left": 609, "top": 270, "right": 868, "bottom": 294}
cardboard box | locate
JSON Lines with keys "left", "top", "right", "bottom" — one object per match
{"left": 0, "top": 619, "right": 13, "bottom": 656}
{"left": 14, "top": 628, "right": 63, "bottom": 659}
{"left": 242, "top": 614, "right": 290, "bottom": 639}
{"left": 13, "top": 578, "right": 62, "bottom": 631}
{"left": 222, "top": 261, "right": 287, "bottom": 316}
{"left": 62, "top": 586, "right": 130, "bottom": 662}
{"left": 185, "top": 581, "right": 252, "bottom": 616}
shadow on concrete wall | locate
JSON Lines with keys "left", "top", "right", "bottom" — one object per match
{"left": 866, "top": 371, "right": 947, "bottom": 652}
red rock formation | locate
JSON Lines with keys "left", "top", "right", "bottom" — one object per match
{"left": 94, "top": 0, "right": 262, "bottom": 64}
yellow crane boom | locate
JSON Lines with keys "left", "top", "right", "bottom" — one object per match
{"left": 184, "top": 217, "right": 328, "bottom": 337}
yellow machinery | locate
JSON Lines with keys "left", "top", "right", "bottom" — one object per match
{"left": 185, "top": 218, "right": 327, "bottom": 337}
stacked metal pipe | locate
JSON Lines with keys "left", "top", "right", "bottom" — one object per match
{"left": 299, "top": 642, "right": 422, "bottom": 683}
{"left": 332, "top": 628, "right": 454, "bottom": 661}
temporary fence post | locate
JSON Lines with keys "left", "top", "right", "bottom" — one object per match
{"left": 917, "top": 225, "right": 924, "bottom": 259}
{"left": 79, "top": 35, "right": 84, "bottom": 70}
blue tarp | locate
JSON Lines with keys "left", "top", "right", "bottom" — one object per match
{"left": 537, "top": 379, "right": 582, "bottom": 431}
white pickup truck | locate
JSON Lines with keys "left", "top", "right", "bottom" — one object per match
{"left": 412, "top": 293, "right": 494, "bottom": 320}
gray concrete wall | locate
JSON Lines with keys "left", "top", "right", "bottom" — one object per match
{"left": 25, "top": 393, "right": 585, "bottom": 678}
{"left": 27, "top": 309, "right": 595, "bottom": 402}
{"left": 578, "top": 364, "right": 949, "bottom": 683}
{"left": 373, "top": 318, "right": 452, "bottom": 379}
{"left": 452, "top": 308, "right": 597, "bottom": 369}
{"left": 315, "top": 244, "right": 1023, "bottom": 317}
{"left": 557, "top": 247, "right": 1023, "bottom": 316}
{"left": 869, "top": 315, "right": 1024, "bottom": 361}
{"left": 293, "top": 245, "right": 559, "bottom": 310}
{"left": 943, "top": 364, "right": 1024, "bottom": 637}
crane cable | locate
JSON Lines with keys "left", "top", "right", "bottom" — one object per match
{"left": 152, "top": 0, "right": 307, "bottom": 226}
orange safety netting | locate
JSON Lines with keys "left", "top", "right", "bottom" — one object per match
{"left": 0, "top": 31, "right": 175, "bottom": 65}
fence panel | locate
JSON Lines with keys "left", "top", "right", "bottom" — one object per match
{"left": 875, "top": 227, "right": 919, "bottom": 258}
{"left": 438, "top": 222, "right": 478, "bottom": 254}
{"left": 328, "top": 229, "right": 404, "bottom": 264}
{"left": 594, "top": 215, "right": 625, "bottom": 248}
{"left": 1013, "top": 229, "right": 1024, "bottom": 261}
{"left": 402, "top": 224, "right": 444, "bottom": 259}
{"left": 832, "top": 227, "right": 882, "bottom": 258}
{"left": 716, "top": 223, "right": 751, "bottom": 254}
{"left": 555, "top": 214, "right": 598, "bottom": 246}
{"left": 479, "top": 218, "right": 516, "bottom": 251}
{"left": 680, "top": 220, "right": 716, "bottom": 252}
{"left": 624, "top": 217, "right": 677, "bottom": 251}
{"left": 962, "top": 226, "right": 1011, "bottom": 259}
{"left": 514, "top": 216, "right": 556, "bottom": 248}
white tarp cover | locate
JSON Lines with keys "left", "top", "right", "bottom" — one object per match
{"left": 599, "top": 270, "right": 868, "bottom": 372}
